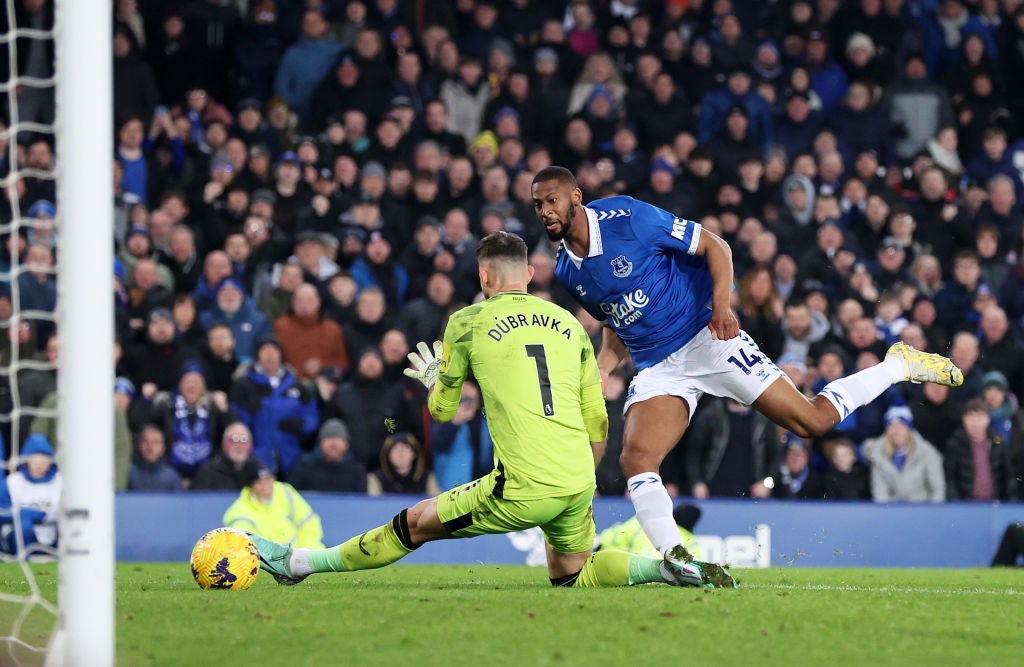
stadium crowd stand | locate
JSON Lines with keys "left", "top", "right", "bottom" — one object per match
{"left": 1, "top": 0, "right": 1022, "bottom": 503}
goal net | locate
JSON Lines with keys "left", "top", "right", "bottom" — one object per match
{"left": 1, "top": 0, "right": 114, "bottom": 665}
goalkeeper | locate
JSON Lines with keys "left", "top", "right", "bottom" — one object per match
{"left": 251, "top": 232, "right": 735, "bottom": 589}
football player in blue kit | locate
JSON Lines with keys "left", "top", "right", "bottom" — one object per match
{"left": 531, "top": 166, "right": 963, "bottom": 572}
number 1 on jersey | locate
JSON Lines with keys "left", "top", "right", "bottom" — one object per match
{"left": 525, "top": 344, "right": 555, "bottom": 417}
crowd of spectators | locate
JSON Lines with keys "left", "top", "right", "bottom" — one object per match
{"left": 2, "top": 0, "right": 1024, "bottom": 506}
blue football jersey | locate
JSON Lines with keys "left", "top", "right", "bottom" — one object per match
{"left": 554, "top": 195, "right": 713, "bottom": 370}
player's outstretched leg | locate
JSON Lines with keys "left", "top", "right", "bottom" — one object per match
{"left": 815, "top": 342, "right": 962, "bottom": 426}
{"left": 250, "top": 509, "right": 423, "bottom": 585}
{"left": 759, "top": 342, "right": 964, "bottom": 437}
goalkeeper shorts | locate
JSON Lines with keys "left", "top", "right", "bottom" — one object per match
{"left": 435, "top": 468, "right": 596, "bottom": 554}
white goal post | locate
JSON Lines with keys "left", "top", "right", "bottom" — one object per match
{"left": 51, "top": 0, "right": 115, "bottom": 664}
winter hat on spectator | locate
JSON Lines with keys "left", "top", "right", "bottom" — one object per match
{"left": 490, "top": 37, "right": 516, "bottom": 65}
{"left": 982, "top": 370, "right": 1009, "bottom": 393}
{"left": 238, "top": 98, "right": 262, "bottom": 114}
{"left": 319, "top": 233, "right": 339, "bottom": 250}
{"left": 252, "top": 188, "right": 277, "bottom": 205}
{"left": 20, "top": 433, "right": 55, "bottom": 460}
{"left": 493, "top": 106, "right": 520, "bottom": 126}
{"left": 249, "top": 144, "right": 270, "bottom": 159}
{"left": 585, "top": 84, "right": 616, "bottom": 111}
{"left": 361, "top": 161, "right": 387, "bottom": 180}
{"left": 470, "top": 131, "right": 499, "bottom": 157}
{"left": 241, "top": 462, "right": 274, "bottom": 487}
{"left": 807, "top": 28, "right": 827, "bottom": 43}
{"left": 785, "top": 433, "right": 811, "bottom": 451}
{"left": 28, "top": 200, "right": 55, "bottom": 218}
{"left": 533, "top": 47, "right": 559, "bottom": 69}
{"left": 274, "top": 151, "right": 301, "bottom": 169}
{"left": 148, "top": 307, "right": 174, "bottom": 325}
{"left": 846, "top": 33, "right": 875, "bottom": 59}
{"left": 127, "top": 224, "right": 151, "bottom": 241}
{"left": 114, "top": 376, "right": 135, "bottom": 398}
{"left": 318, "top": 418, "right": 350, "bottom": 443}
{"left": 672, "top": 503, "right": 701, "bottom": 532}
{"left": 256, "top": 334, "right": 283, "bottom": 355}
{"left": 884, "top": 405, "right": 914, "bottom": 429}
{"left": 389, "top": 95, "right": 414, "bottom": 111}
{"left": 210, "top": 153, "right": 234, "bottom": 172}
{"left": 650, "top": 156, "right": 676, "bottom": 175}
{"left": 217, "top": 277, "right": 245, "bottom": 294}
{"left": 881, "top": 236, "right": 904, "bottom": 252}
{"left": 180, "top": 360, "right": 207, "bottom": 381}
{"left": 776, "top": 353, "right": 807, "bottom": 375}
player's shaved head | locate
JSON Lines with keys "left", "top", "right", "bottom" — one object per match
{"left": 532, "top": 165, "right": 577, "bottom": 190}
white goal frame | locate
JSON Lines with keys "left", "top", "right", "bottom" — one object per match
{"left": 51, "top": 0, "right": 114, "bottom": 664}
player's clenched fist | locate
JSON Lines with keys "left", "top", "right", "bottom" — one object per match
{"left": 404, "top": 340, "right": 444, "bottom": 389}
{"left": 708, "top": 309, "right": 739, "bottom": 340}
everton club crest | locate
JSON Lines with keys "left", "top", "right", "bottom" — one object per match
{"left": 610, "top": 254, "right": 633, "bottom": 278}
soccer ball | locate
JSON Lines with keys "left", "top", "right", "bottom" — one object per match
{"left": 190, "top": 527, "right": 260, "bottom": 590}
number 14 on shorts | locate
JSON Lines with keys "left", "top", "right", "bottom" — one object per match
{"left": 724, "top": 333, "right": 763, "bottom": 376}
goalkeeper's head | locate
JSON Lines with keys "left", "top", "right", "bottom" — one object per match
{"left": 477, "top": 231, "right": 533, "bottom": 298}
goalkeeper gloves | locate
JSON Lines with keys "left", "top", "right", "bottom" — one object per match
{"left": 404, "top": 340, "right": 444, "bottom": 389}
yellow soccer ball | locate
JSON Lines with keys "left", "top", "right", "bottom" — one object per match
{"left": 190, "top": 527, "right": 260, "bottom": 590}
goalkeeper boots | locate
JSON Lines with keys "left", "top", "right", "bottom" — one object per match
{"left": 662, "top": 545, "right": 739, "bottom": 589}
{"left": 886, "top": 342, "right": 963, "bottom": 386}
{"left": 247, "top": 533, "right": 307, "bottom": 586}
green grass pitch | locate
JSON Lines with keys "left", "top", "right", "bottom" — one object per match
{"left": 1, "top": 564, "right": 1022, "bottom": 666}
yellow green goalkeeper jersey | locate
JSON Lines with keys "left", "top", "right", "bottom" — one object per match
{"left": 429, "top": 291, "right": 608, "bottom": 500}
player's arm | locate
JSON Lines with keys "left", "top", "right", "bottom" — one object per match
{"left": 596, "top": 325, "right": 628, "bottom": 389}
{"left": 424, "top": 314, "right": 472, "bottom": 422}
{"left": 580, "top": 335, "right": 609, "bottom": 468}
{"left": 426, "top": 337, "right": 466, "bottom": 423}
{"left": 693, "top": 228, "right": 739, "bottom": 340}
{"left": 631, "top": 198, "right": 739, "bottom": 340}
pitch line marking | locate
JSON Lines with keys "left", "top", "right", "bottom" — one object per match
{"left": 744, "top": 583, "right": 1024, "bottom": 597}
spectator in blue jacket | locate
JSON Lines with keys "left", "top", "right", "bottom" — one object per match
{"left": 0, "top": 434, "right": 60, "bottom": 556}
{"left": 198, "top": 277, "right": 271, "bottom": 363}
{"left": 273, "top": 9, "right": 343, "bottom": 123}
{"left": 922, "top": 1, "right": 998, "bottom": 81}
{"left": 348, "top": 231, "right": 409, "bottom": 311}
{"left": 805, "top": 28, "right": 849, "bottom": 115}
{"left": 229, "top": 336, "right": 319, "bottom": 478}
{"left": 697, "top": 68, "right": 774, "bottom": 152}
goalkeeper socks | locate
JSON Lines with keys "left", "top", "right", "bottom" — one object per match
{"left": 563, "top": 551, "right": 669, "bottom": 587}
{"left": 569, "top": 551, "right": 631, "bottom": 587}
{"left": 818, "top": 356, "right": 904, "bottom": 422}
{"left": 295, "top": 511, "right": 420, "bottom": 575}
{"left": 626, "top": 472, "right": 681, "bottom": 555}
{"left": 337, "top": 510, "right": 419, "bottom": 571}
{"left": 294, "top": 546, "right": 343, "bottom": 575}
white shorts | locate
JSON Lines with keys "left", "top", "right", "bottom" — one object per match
{"left": 623, "top": 328, "right": 785, "bottom": 417}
